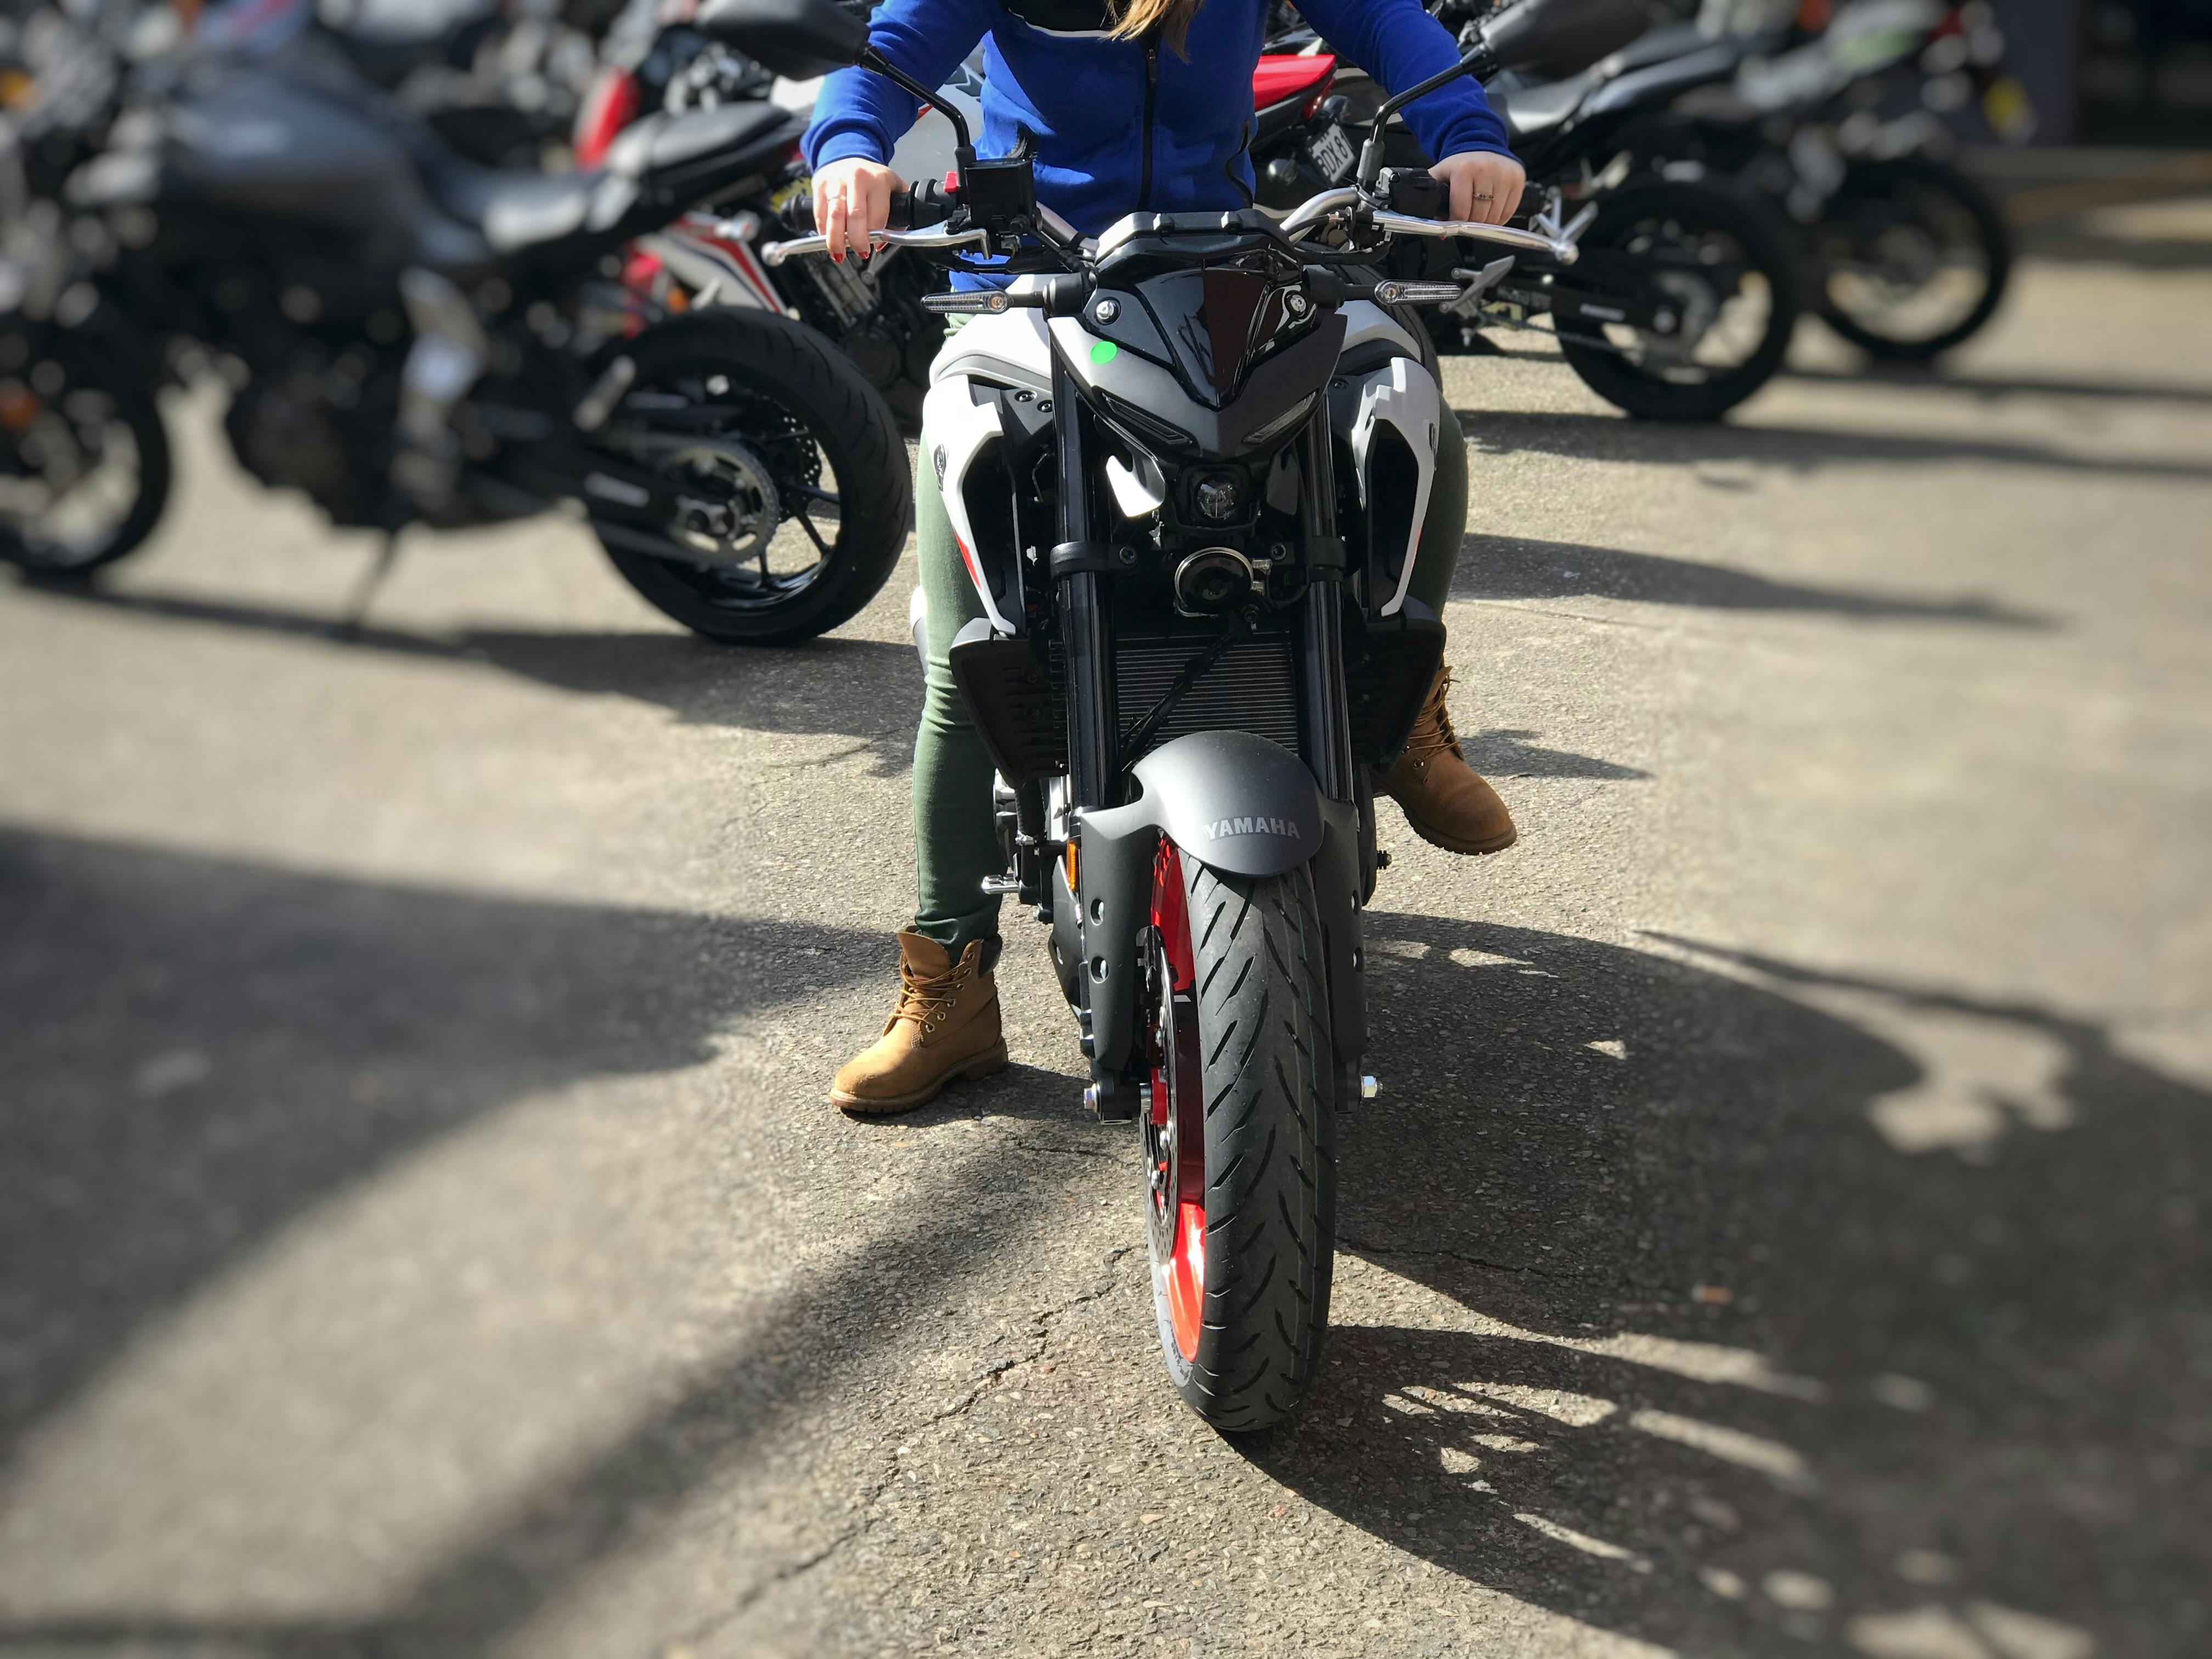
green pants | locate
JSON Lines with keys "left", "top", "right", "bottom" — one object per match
{"left": 911, "top": 376, "right": 1470, "bottom": 957}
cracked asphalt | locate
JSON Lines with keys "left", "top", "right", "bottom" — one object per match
{"left": 3, "top": 198, "right": 2210, "bottom": 1657}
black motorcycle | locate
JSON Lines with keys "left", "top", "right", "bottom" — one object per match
{"left": 732, "top": 0, "right": 1594, "bottom": 1429}
{"left": 570, "top": 0, "right": 950, "bottom": 433}
{"left": 1443, "top": 0, "right": 2024, "bottom": 363}
{"left": 1261, "top": 0, "right": 1804, "bottom": 421}
{"left": 0, "top": 7, "right": 907, "bottom": 645}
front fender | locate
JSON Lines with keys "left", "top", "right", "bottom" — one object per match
{"left": 1090, "top": 730, "right": 1325, "bottom": 877}
{"left": 1077, "top": 731, "right": 1354, "bottom": 1099}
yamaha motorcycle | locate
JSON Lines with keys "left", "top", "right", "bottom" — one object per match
{"left": 0, "top": 6, "right": 907, "bottom": 645}
{"left": 724, "top": 0, "right": 1594, "bottom": 1429}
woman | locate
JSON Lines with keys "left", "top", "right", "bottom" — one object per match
{"left": 811, "top": 0, "right": 1526, "bottom": 1113}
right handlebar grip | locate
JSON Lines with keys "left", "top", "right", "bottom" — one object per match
{"left": 1381, "top": 167, "right": 1449, "bottom": 220}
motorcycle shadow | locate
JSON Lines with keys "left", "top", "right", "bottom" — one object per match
{"left": 1452, "top": 531, "right": 2055, "bottom": 629}
{"left": 15, "top": 579, "right": 928, "bottom": 774}
{"left": 1452, "top": 403, "right": 2212, "bottom": 486}
{"left": 1245, "top": 913, "right": 2203, "bottom": 1657}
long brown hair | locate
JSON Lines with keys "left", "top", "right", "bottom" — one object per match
{"left": 1107, "top": 0, "right": 1204, "bottom": 57}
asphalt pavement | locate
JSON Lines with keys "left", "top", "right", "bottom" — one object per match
{"left": 2, "top": 209, "right": 2208, "bottom": 1657}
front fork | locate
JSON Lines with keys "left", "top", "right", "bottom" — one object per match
{"left": 1060, "top": 391, "right": 1369, "bottom": 1118}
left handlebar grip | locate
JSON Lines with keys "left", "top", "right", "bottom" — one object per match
{"left": 887, "top": 178, "right": 958, "bottom": 232}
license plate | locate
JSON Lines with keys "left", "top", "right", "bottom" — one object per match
{"left": 1308, "top": 123, "right": 1355, "bottom": 183}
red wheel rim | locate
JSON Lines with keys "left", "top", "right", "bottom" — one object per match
{"left": 1147, "top": 839, "right": 1206, "bottom": 1363}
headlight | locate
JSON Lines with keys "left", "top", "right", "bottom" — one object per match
{"left": 1192, "top": 470, "right": 1242, "bottom": 522}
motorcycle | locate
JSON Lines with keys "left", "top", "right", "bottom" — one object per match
{"left": 569, "top": 0, "right": 976, "bottom": 432}
{"left": 725, "top": 0, "right": 1595, "bottom": 1429}
{"left": 1259, "top": 0, "right": 1805, "bottom": 421}
{"left": 1649, "top": 0, "right": 2028, "bottom": 361}
{"left": 1438, "top": 0, "right": 2027, "bottom": 362}
{"left": 0, "top": 4, "right": 910, "bottom": 645}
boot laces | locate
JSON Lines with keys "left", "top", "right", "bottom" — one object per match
{"left": 1402, "top": 668, "right": 1464, "bottom": 768}
{"left": 893, "top": 953, "right": 969, "bottom": 1036}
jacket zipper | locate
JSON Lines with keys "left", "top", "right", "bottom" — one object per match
{"left": 1138, "top": 35, "right": 1159, "bottom": 208}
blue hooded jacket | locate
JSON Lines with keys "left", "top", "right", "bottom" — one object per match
{"left": 803, "top": 0, "right": 1513, "bottom": 236}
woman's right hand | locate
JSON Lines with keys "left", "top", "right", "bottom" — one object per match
{"left": 812, "top": 156, "right": 902, "bottom": 264}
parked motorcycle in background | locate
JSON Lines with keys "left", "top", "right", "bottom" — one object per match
{"left": 0, "top": 0, "right": 910, "bottom": 644}
{"left": 1264, "top": 0, "right": 1804, "bottom": 420}
{"left": 1430, "top": 0, "right": 2030, "bottom": 363}
{"left": 1656, "top": 0, "right": 2030, "bottom": 360}
{"left": 570, "top": 0, "right": 974, "bottom": 431}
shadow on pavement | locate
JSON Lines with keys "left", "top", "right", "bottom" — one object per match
{"left": 1780, "top": 363, "right": 2212, "bottom": 408}
{"left": 0, "top": 828, "right": 876, "bottom": 1444}
{"left": 1454, "top": 533, "right": 2053, "bottom": 628}
{"left": 0, "top": 828, "right": 1082, "bottom": 1656}
{"left": 9, "top": 579, "right": 928, "bottom": 773}
{"left": 1452, "top": 406, "right": 2212, "bottom": 484}
{"left": 1460, "top": 727, "right": 1651, "bottom": 780}
{"left": 1248, "top": 914, "right": 2205, "bottom": 1658}
{"left": 4, "top": 864, "right": 2202, "bottom": 1652}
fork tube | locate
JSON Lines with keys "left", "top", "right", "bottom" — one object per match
{"left": 1054, "top": 364, "right": 1116, "bottom": 809}
{"left": 1297, "top": 408, "right": 1353, "bottom": 802}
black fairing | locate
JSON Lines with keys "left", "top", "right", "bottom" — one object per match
{"left": 159, "top": 65, "right": 438, "bottom": 263}
{"left": 692, "top": 0, "right": 868, "bottom": 80}
{"left": 1479, "top": 0, "right": 1648, "bottom": 78}
{"left": 1076, "top": 313, "right": 1344, "bottom": 461}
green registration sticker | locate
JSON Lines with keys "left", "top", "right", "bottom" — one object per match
{"left": 1090, "top": 340, "right": 1119, "bottom": 365}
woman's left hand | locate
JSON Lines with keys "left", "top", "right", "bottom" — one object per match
{"left": 1430, "top": 150, "right": 1526, "bottom": 226}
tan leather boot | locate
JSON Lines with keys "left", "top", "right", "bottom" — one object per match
{"left": 830, "top": 930, "right": 1008, "bottom": 1114}
{"left": 1378, "top": 667, "right": 1518, "bottom": 855}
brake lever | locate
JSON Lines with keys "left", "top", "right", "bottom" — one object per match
{"left": 759, "top": 224, "right": 994, "bottom": 266}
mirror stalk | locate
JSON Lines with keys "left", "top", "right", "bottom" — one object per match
{"left": 1356, "top": 41, "right": 1499, "bottom": 190}
{"left": 856, "top": 45, "right": 975, "bottom": 164}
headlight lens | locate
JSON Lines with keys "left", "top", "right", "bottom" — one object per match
{"left": 1193, "top": 471, "right": 1242, "bottom": 522}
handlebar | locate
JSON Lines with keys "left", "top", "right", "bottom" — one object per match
{"left": 761, "top": 179, "right": 1581, "bottom": 269}
{"left": 1280, "top": 186, "right": 1581, "bottom": 264}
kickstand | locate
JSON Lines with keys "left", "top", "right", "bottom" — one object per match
{"left": 335, "top": 531, "right": 404, "bottom": 639}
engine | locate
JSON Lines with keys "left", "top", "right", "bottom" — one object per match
{"left": 223, "top": 359, "right": 399, "bottom": 530}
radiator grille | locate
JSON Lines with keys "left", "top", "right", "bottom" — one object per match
{"left": 1106, "top": 630, "right": 1303, "bottom": 761}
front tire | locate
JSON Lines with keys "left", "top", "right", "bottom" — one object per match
{"left": 1556, "top": 178, "right": 1802, "bottom": 422}
{"left": 1144, "top": 840, "right": 1337, "bottom": 1434}
{"left": 594, "top": 310, "right": 910, "bottom": 645}
{"left": 1816, "top": 156, "right": 2012, "bottom": 362}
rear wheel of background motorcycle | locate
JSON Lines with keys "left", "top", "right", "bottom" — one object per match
{"left": 596, "top": 310, "right": 910, "bottom": 645}
{"left": 1146, "top": 840, "right": 1337, "bottom": 1435}
{"left": 1556, "top": 179, "right": 1802, "bottom": 422}
{"left": 1816, "top": 156, "right": 2012, "bottom": 362}
{"left": 0, "top": 336, "right": 171, "bottom": 579}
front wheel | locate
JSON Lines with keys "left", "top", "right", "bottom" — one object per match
{"left": 1555, "top": 178, "right": 1802, "bottom": 422}
{"left": 1144, "top": 840, "right": 1337, "bottom": 1434}
{"left": 1816, "top": 156, "right": 2012, "bottom": 361}
{"left": 593, "top": 310, "right": 910, "bottom": 645}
